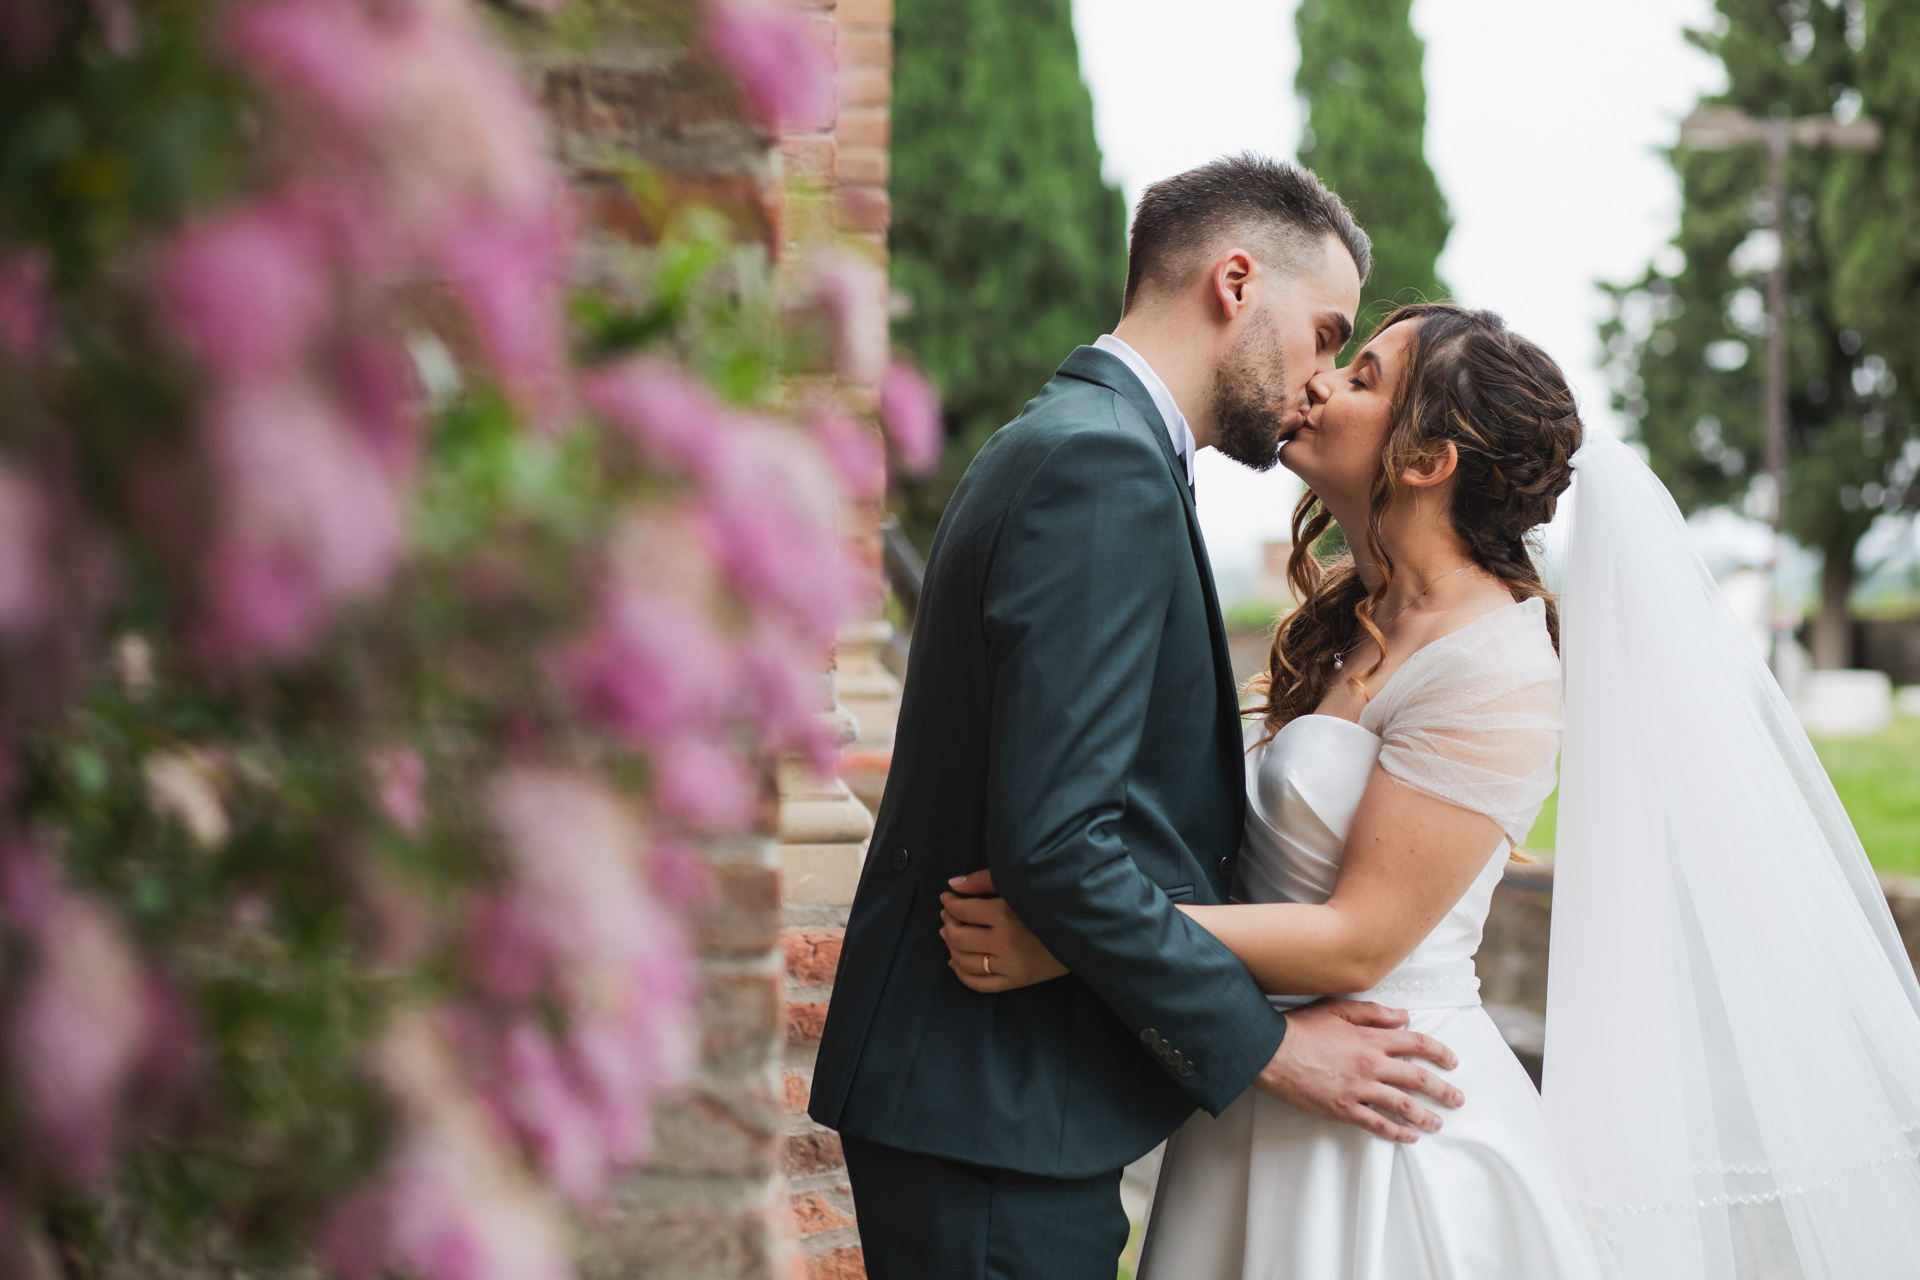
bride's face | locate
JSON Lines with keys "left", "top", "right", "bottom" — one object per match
{"left": 1279, "top": 319, "right": 1418, "bottom": 513}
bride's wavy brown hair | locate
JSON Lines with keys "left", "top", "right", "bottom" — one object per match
{"left": 1247, "top": 303, "right": 1583, "bottom": 737}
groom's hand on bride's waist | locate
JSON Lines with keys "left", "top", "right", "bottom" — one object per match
{"left": 1256, "top": 1001, "right": 1464, "bottom": 1144}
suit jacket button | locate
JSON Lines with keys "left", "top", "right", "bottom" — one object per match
{"left": 1140, "top": 1028, "right": 1158, "bottom": 1046}
{"left": 1178, "top": 1061, "right": 1196, "bottom": 1078}
{"left": 1217, "top": 856, "right": 1233, "bottom": 879}
{"left": 892, "top": 847, "right": 910, "bottom": 871}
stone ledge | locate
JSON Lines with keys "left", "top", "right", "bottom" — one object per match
{"left": 779, "top": 766, "right": 875, "bottom": 845}
{"left": 782, "top": 845, "right": 867, "bottom": 907}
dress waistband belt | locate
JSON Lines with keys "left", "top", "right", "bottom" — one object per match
{"left": 1262, "top": 959, "right": 1482, "bottom": 1013}
{"left": 1352, "top": 959, "right": 1482, "bottom": 1010}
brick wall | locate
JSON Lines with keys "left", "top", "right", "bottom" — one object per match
{"left": 776, "top": 3, "right": 897, "bottom": 1278}
{"left": 527, "top": 11, "right": 802, "bottom": 1276}
{"left": 528, "top": 0, "right": 899, "bottom": 1275}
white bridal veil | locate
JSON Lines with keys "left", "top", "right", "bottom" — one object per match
{"left": 1546, "top": 432, "right": 1920, "bottom": 1278}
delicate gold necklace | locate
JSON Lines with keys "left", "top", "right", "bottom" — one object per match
{"left": 1330, "top": 564, "right": 1478, "bottom": 671}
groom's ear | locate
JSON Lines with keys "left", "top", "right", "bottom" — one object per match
{"left": 1400, "top": 440, "right": 1458, "bottom": 489}
{"left": 1210, "top": 248, "right": 1257, "bottom": 319}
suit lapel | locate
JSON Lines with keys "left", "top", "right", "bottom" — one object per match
{"left": 1055, "top": 348, "right": 1246, "bottom": 803}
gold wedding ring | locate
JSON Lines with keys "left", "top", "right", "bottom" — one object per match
{"left": 982, "top": 955, "right": 993, "bottom": 976}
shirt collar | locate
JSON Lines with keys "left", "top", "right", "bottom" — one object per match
{"left": 1093, "top": 333, "right": 1196, "bottom": 488}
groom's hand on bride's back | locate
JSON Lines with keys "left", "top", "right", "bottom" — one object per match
{"left": 1258, "top": 1001, "right": 1464, "bottom": 1144}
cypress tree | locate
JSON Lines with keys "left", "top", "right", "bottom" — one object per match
{"left": 1603, "top": 0, "right": 1918, "bottom": 667}
{"left": 888, "top": 0, "right": 1127, "bottom": 547}
{"left": 1294, "top": 0, "right": 1451, "bottom": 350}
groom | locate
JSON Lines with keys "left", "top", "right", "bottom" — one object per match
{"left": 810, "top": 155, "right": 1461, "bottom": 1278}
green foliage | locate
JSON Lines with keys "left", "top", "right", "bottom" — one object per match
{"left": 1294, "top": 0, "right": 1451, "bottom": 350}
{"left": 1599, "top": 0, "right": 1920, "bottom": 640}
{"left": 888, "top": 0, "right": 1127, "bottom": 547}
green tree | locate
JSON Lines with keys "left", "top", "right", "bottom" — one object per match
{"left": 1601, "top": 0, "right": 1919, "bottom": 668}
{"left": 888, "top": 0, "right": 1127, "bottom": 548}
{"left": 1294, "top": 0, "right": 1451, "bottom": 350}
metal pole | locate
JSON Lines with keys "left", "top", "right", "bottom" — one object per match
{"left": 1764, "top": 119, "right": 1790, "bottom": 673}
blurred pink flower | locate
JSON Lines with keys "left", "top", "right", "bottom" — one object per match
{"left": 465, "top": 890, "right": 548, "bottom": 1004}
{"left": 0, "top": 839, "right": 56, "bottom": 931}
{"left": 369, "top": 745, "right": 428, "bottom": 836}
{"left": 0, "top": 244, "right": 52, "bottom": 363}
{"left": 583, "top": 358, "right": 727, "bottom": 476}
{"left": 133, "top": 968, "right": 201, "bottom": 1103}
{"left": 468, "top": 770, "right": 698, "bottom": 1200}
{"left": 492, "top": 1019, "right": 606, "bottom": 1204}
{"left": 564, "top": 907, "right": 697, "bottom": 1159}
{"left": 605, "top": 503, "right": 720, "bottom": 601}
{"left": 648, "top": 838, "right": 711, "bottom": 910}
{"left": 378, "top": 1122, "right": 569, "bottom": 1280}
{"left": 812, "top": 405, "right": 886, "bottom": 500}
{"left": 228, "top": 0, "right": 561, "bottom": 259}
{"left": 705, "top": 0, "right": 836, "bottom": 134}
{"left": 0, "top": 465, "right": 49, "bottom": 638}
{"left": 202, "top": 543, "right": 328, "bottom": 660}
{"left": 438, "top": 201, "right": 572, "bottom": 431}
{"left": 486, "top": 769, "right": 652, "bottom": 986}
{"left": 654, "top": 736, "right": 756, "bottom": 831}
{"left": 335, "top": 335, "right": 422, "bottom": 478}
{"left": 373, "top": 4, "right": 556, "bottom": 228}
{"left": 0, "top": 0, "right": 56, "bottom": 67}
{"left": 155, "top": 202, "right": 329, "bottom": 383}
{"left": 881, "top": 360, "right": 943, "bottom": 476}
{"left": 702, "top": 419, "right": 867, "bottom": 642}
{"left": 558, "top": 586, "right": 733, "bottom": 744}
{"left": 6, "top": 888, "right": 147, "bottom": 1185}
{"left": 321, "top": 1017, "right": 572, "bottom": 1280}
{"left": 812, "top": 253, "right": 889, "bottom": 385}
{"left": 224, "top": 0, "right": 389, "bottom": 128}
{"left": 736, "top": 627, "right": 835, "bottom": 769}
{"left": 201, "top": 378, "right": 403, "bottom": 658}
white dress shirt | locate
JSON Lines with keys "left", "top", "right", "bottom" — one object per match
{"left": 1092, "top": 333, "right": 1196, "bottom": 490}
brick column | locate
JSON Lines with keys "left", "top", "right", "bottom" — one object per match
{"left": 774, "top": 2, "right": 896, "bottom": 1276}
{"left": 525, "top": 15, "right": 807, "bottom": 1280}
{"left": 778, "top": 750, "right": 873, "bottom": 1278}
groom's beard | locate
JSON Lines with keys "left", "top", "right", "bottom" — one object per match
{"left": 1210, "top": 326, "right": 1290, "bottom": 472}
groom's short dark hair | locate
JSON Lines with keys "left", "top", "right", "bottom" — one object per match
{"left": 1123, "top": 154, "right": 1371, "bottom": 312}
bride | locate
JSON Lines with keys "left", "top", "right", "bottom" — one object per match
{"left": 938, "top": 302, "right": 1920, "bottom": 1278}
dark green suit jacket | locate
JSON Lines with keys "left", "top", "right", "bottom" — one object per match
{"left": 809, "top": 347, "right": 1288, "bottom": 1178}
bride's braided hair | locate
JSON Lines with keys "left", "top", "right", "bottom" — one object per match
{"left": 1249, "top": 303, "right": 1582, "bottom": 735}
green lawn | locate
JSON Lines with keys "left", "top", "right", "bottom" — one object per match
{"left": 1519, "top": 716, "right": 1920, "bottom": 873}
{"left": 1811, "top": 715, "right": 1920, "bottom": 875}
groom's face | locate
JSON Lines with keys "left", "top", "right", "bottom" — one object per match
{"left": 1209, "top": 234, "right": 1361, "bottom": 472}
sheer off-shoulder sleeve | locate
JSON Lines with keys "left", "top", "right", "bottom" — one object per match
{"left": 1357, "top": 597, "right": 1563, "bottom": 846}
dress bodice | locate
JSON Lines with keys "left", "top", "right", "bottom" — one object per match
{"left": 1241, "top": 715, "right": 1508, "bottom": 1011}
{"left": 1237, "top": 598, "right": 1563, "bottom": 1012}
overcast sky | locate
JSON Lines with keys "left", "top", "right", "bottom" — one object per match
{"left": 1071, "top": 0, "right": 1725, "bottom": 600}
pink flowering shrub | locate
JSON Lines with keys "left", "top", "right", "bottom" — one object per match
{"left": 0, "top": 0, "right": 918, "bottom": 1274}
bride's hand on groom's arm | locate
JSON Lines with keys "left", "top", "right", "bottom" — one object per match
{"left": 940, "top": 869, "right": 1069, "bottom": 991}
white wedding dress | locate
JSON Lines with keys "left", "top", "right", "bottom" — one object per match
{"left": 1138, "top": 597, "right": 1612, "bottom": 1280}
{"left": 1140, "top": 435, "right": 1920, "bottom": 1279}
